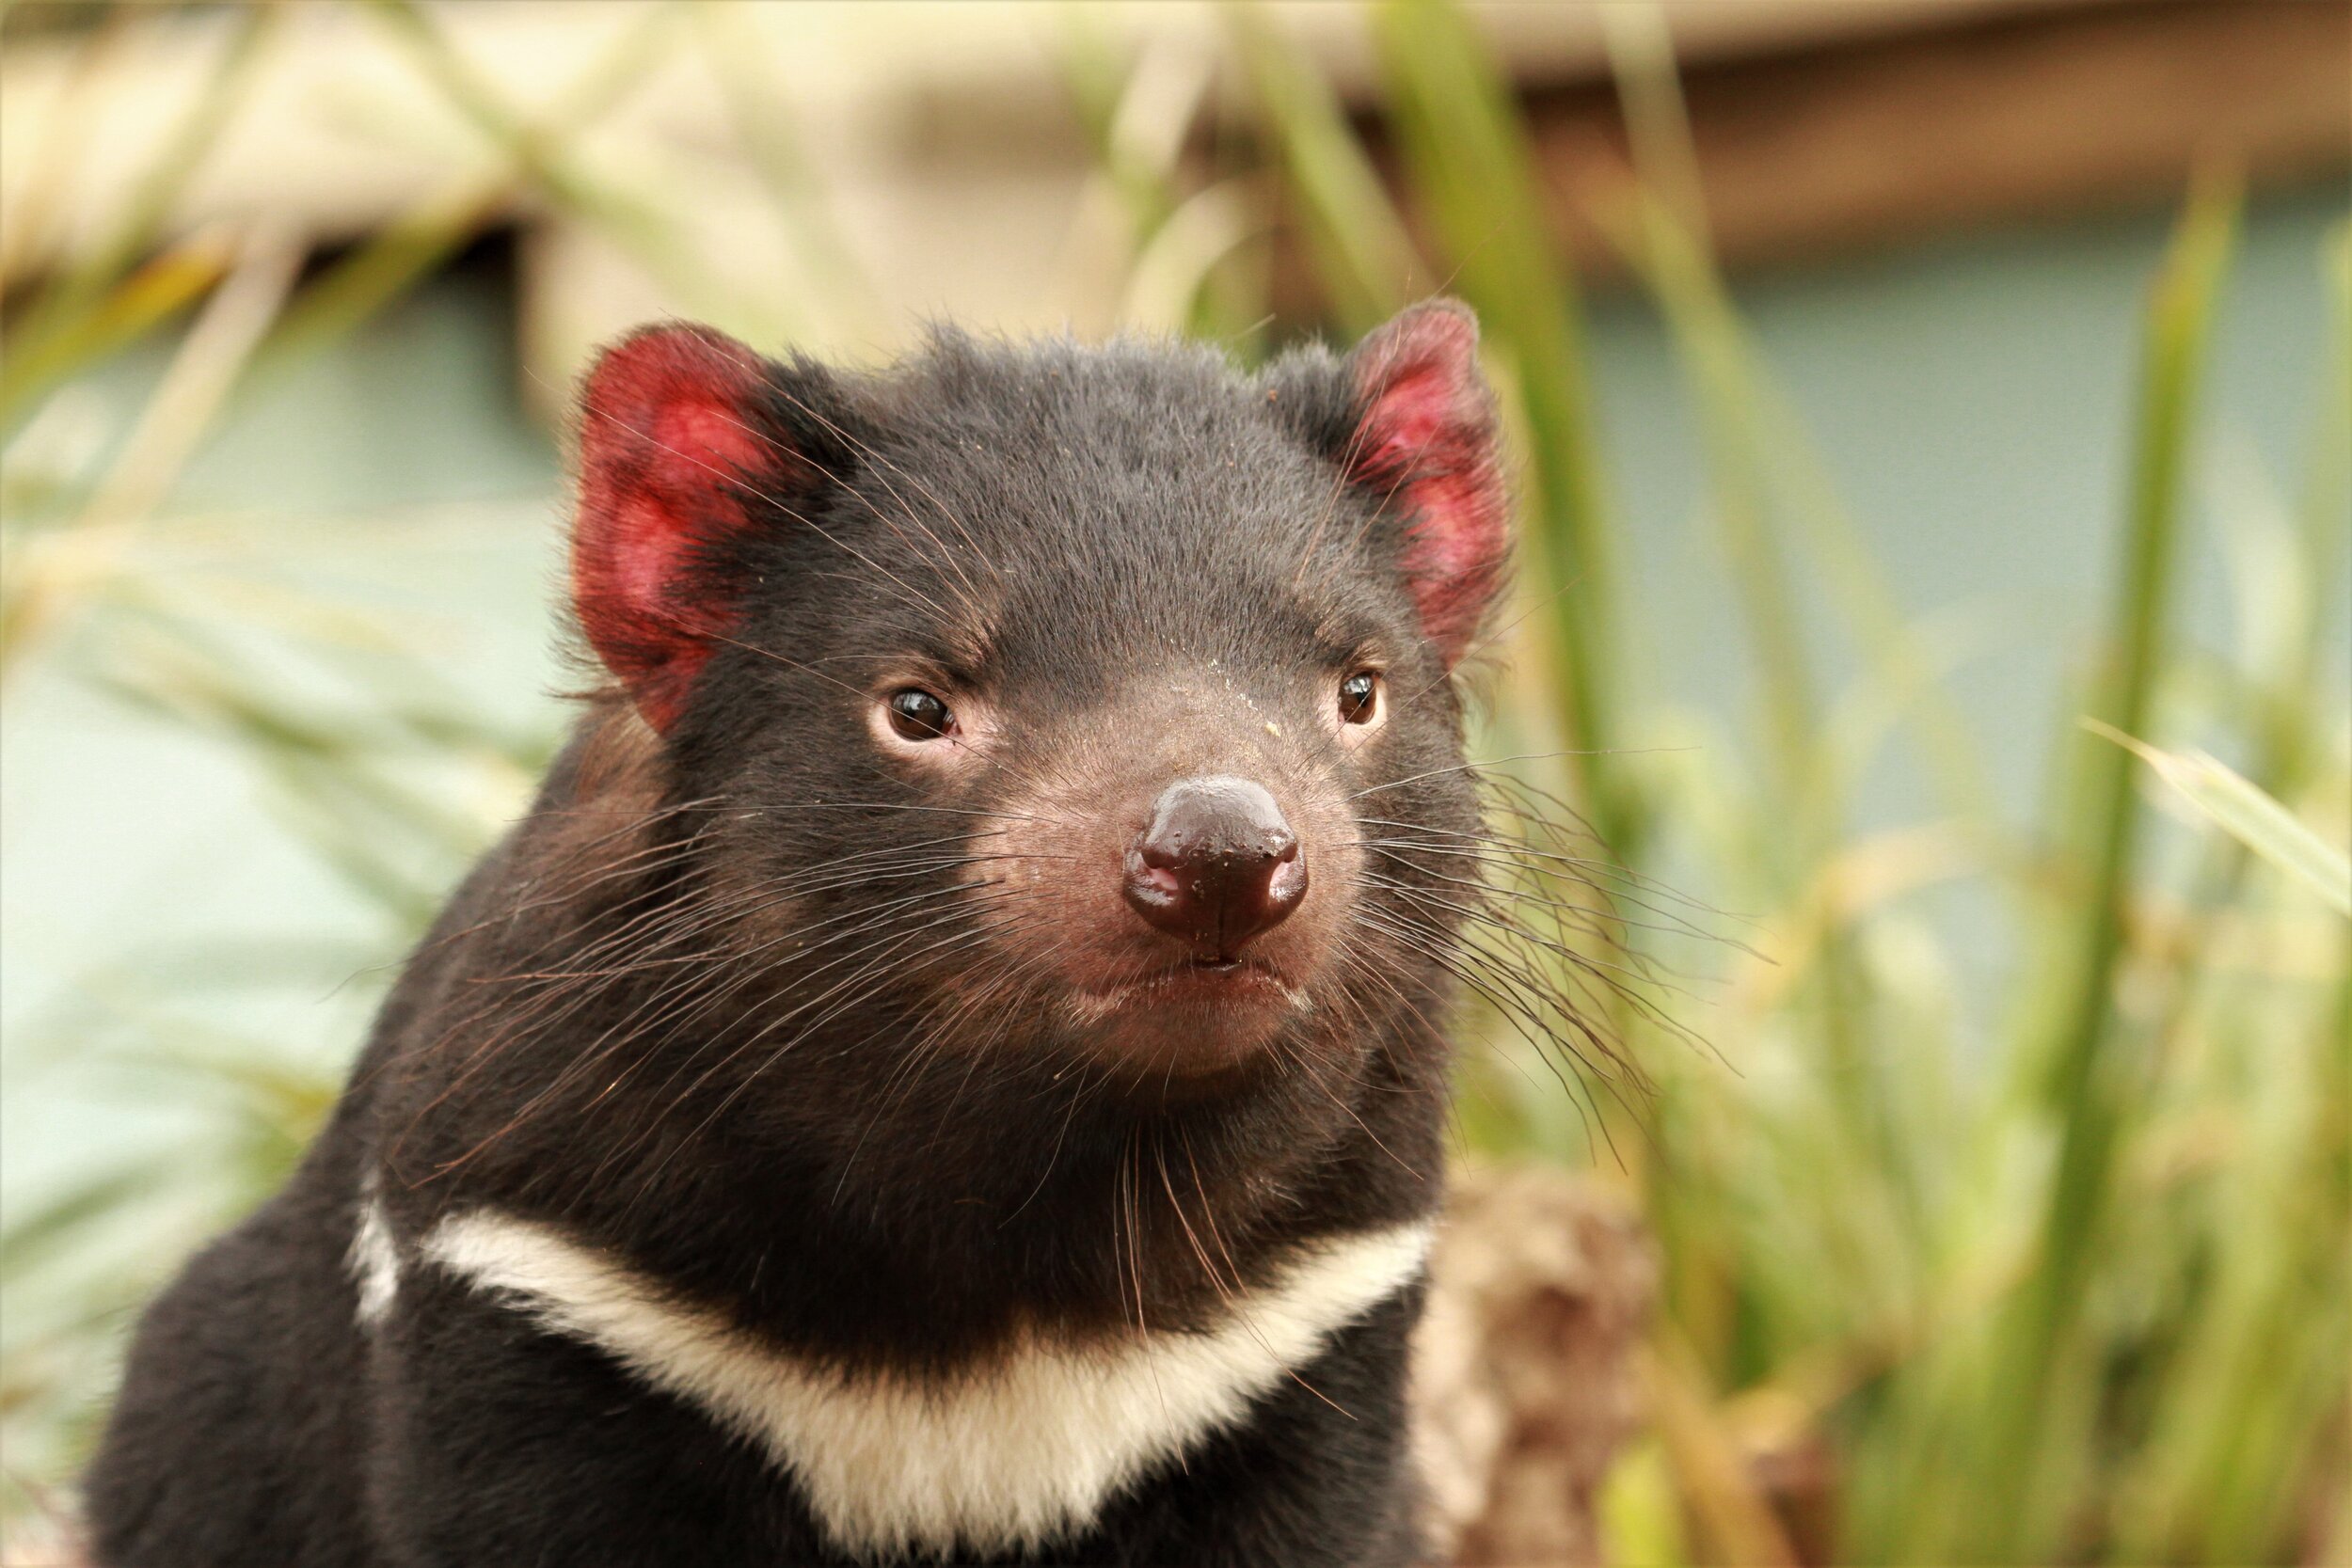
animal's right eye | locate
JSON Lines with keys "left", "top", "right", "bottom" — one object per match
{"left": 886, "top": 689, "right": 955, "bottom": 741}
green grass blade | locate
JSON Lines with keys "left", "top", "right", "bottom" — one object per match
{"left": 1369, "top": 0, "right": 1636, "bottom": 855}
{"left": 0, "top": 8, "right": 275, "bottom": 422}
{"left": 2087, "top": 721, "right": 2350, "bottom": 916}
{"left": 1968, "top": 175, "right": 2242, "bottom": 1562}
{"left": 1613, "top": 185, "right": 1820, "bottom": 827}
{"left": 359, "top": 0, "right": 782, "bottom": 343}
{"left": 1600, "top": 8, "right": 2010, "bottom": 866}
{"left": 1221, "top": 3, "right": 1417, "bottom": 334}
{"left": 261, "top": 4, "right": 671, "bottom": 369}
{"left": 691, "top": 0, "right": 884, "bottom": 343}
{"left": 0, "top": 237, "right": 230, "bottom": 428}
{"left": 1055, "top": 8, "right": 1263, "bottom": 341}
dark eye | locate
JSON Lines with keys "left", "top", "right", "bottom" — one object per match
{"left": 886, "top": 689, "right": 955, "bottom": 741}
{"left": 1338, "top": 671, "right": 1381, "bottom": 725}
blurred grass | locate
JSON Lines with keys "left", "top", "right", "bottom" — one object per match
{"left": 1370, "top": 0, "right": 1638, "bottom": 862}
{"left": 3, "top": 2, "right": 2347, "bottom": 1560}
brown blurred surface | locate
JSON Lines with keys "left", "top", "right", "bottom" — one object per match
{"left": 1415, "top": 1163, "right": 1658, "bottom": 1568}
{"left": 1519, "top": 0, "right": 2352, "bottom": 277}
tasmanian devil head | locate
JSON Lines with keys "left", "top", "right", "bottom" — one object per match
{"left": 443, "top": 302, "right": 1515, "bottom": 1348}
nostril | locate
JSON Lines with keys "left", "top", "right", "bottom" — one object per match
{"left": 1123, "top": 850, "right": 1184, "bottom": 909}
{"left": 1266, "top": 854, "right": 1307, "bottom": 907}
{"left": 1122, "top": 775, "right": 1310, "bottom": 955}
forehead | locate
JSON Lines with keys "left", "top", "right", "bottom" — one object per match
{"left": 837, "top": 342, "right": 1388, "bottom": 683}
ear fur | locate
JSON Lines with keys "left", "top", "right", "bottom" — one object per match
{"left": 570, "top": 325, "right": 789, "bottom": 732}
{"left": 1343, "top": 299, "right": 1511, "bottom": 668}
{"left": 1263, "top": 300, "right": 1511, "bottom": 668}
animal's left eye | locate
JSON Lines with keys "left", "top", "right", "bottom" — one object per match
{"left": 886, "top": 689, "right": 955, "bottom": 740}
{"left": 1338, "top": 672, "right": 1381, "bottom": 725}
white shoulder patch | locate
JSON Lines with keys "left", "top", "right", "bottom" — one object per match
{"left": 420, "top": 1208, "right": 1432, "bottom": 1559}
{"left": 348, "top": 1175, "right": 400, "bottom": 1327}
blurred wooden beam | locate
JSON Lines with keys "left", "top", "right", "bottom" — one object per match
{"left": 1516, "top": 0, "right": 2350, "bottom": 277}
{"left": 6, "top": 0, "right": 2342, "bottom": 378}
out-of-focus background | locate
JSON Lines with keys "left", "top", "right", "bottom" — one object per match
{"left": 1, "top": 1, "right": 2345, "bottom": 1561}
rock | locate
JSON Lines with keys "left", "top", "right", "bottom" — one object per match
{"left": 1414, "top": 1162, "right": 1658, "bottom": 1567}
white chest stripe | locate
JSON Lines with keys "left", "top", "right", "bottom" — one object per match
{"left": 348, "top": 1180, "right": 399, "bottom": 1326}
{"left": 420, "top": 1210, "right": 1431, "bottom": 1559}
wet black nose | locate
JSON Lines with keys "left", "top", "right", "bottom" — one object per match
{"left": 1122, "top": 776, "right": 1307, "bottom": 958}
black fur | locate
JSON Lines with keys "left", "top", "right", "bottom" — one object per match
{"left": 86, "top": 315, "right": 1508, "bottom": 1566}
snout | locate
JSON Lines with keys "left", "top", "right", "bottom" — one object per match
{"left": 962, "top": 711, "right": 1363, "bottom": 1082}
{"left": 1121, "top": 776, "right": 1309, "bottom": 960}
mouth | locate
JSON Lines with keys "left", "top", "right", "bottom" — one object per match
{"left": 1128, "top": 954, "right": 1300, "bottom": 1005}
{"left": 1060, "top": 954, "right": 1310, "bottom": 1073}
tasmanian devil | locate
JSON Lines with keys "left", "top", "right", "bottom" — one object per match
{"left": 86, "top": 298, "right": 1534, "bottom": 1566}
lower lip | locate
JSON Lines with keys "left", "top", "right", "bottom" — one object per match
{"left": 1072, "top": 958, "right": 1298, "bottom": 1018}
{"left": 1066, "top": 959, "right": 1309, "bottom": 1085}
{"left": 1157, "top": 958, "right": 1283, "bottom": 992}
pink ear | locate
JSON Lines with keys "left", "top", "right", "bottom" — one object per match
{"left": 1346, "top": 300, "right": 1510, "bottom": 667}
{"left": 572, "top": 325, "right": 779, "bottom": 731}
